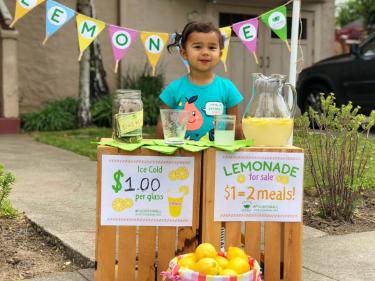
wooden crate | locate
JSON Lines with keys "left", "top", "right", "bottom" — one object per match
{"left": 95, "top": 145, "right": 202, "bottom": 281}
{"left": 202, "top": 147, "right": 303, "bottom": 281}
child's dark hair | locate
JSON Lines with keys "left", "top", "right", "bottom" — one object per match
{"left": 167, "top": 22, "right": 225, "bottom": 53}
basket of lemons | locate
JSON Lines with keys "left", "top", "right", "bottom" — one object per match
{"left": 161, "top": 243, "right": 262, "bottom": 281}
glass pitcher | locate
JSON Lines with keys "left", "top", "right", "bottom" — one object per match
{"left": 242, "top": 73, "right": 297, "bottom": 146}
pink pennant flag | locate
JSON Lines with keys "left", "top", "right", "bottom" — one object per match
{"left": 108, "top": 25, "right": 138, "bottom": 73}
{"left": 232, "top": 18, "right": 259, "bottom": 64}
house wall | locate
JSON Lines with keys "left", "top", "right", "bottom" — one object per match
{"left": 4, "top": 0, "right": 119, "bottom": 113}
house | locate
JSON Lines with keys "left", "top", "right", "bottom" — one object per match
{"left": 0, "top": 0, "right": 335, "bottom": 133}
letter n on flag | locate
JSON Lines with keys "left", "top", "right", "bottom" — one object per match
{"left": 108, "top": 25, "right": 138, "bottom": 73}
{"left": 140, "top": 31, "right": 169, "bottom": 76}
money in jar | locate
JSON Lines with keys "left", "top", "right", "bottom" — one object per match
{"left": 112, "top": 90, "right": 143, "bottom": 143}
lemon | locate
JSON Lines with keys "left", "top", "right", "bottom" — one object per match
{"left": 195, "top": 257, "right": 221, "bottom": 275}
{"left": 112, "top": 198, "right": 133, "bottom": 212}
{"left": 178, "top": 254, "right": 196, "bottom": 271}
{"left": 178, "top": 185, "right": 190, "bottom": 196}
{"left": 227, "top": 257, "right": 250, "bottom": 274}
{"left": 220, "top": 268, "right": 238, "bottom": 276}
{"left": 215, "top": 256, "right": 229, "bottom": 269}
{"left": 195, "top": 243, "right": 217, "bottom": 261}
{"left": 227, "top": 246, "right": 248, "bottom": 260}
{"left": 237, "top": 174, "right": 246, "bottom": 184}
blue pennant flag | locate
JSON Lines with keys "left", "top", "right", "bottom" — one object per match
{"left": 44, "top": 0, "right": 75, "bottom": 44}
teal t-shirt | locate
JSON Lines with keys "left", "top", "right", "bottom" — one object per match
{"left": 159, "top": 75, "right": 243, "bottom": 141}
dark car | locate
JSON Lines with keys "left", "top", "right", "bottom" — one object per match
{"left": 297, "top": 33, "right": 375, "bottom": 114}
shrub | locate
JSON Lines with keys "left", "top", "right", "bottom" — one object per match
{"left": 22, "top": 98, "right": 79, "bottom": 131}
{"left": 122, "top": 67, "right": 164, "bottom": 126}
{"left": 295, "top": 94, "right": 375, "bottom": 221}
{"left": 0, "top": 164, "right": 17, "bottom": 218}
{"left": 91, "top": 95, "right": 112, "bottom": 128}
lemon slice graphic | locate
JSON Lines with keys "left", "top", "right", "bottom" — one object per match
{"left": 179, "top": 185, "right": 190, "bottom": 196}
{"left": 168, "top": 170, "right": 177, "bottom": 181}
{"left": 176, "top": 166, "right": 189, "bottom": 180}
{"left": 112, "top": 198, "right": 134, "bottom": 212}
{"left": 237, "top": 174, "right": 246, "bottom": 184}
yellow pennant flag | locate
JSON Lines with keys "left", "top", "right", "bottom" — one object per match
{"left": 140, "top": 32, "right": 169, "bottom": 76}
{"left": 10, "top": 0, "right": 46, "bottom": 28}
{"left": 76, "top": 14, "right": 106, "bottom": 61}
{"left": 220, "top": 26, "right": 232, "bottom": 72}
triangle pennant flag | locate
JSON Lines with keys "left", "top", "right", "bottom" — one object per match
{"left": 44, "top": 0, "right": 75, "bottom": 45}
{"left": 232, "top": 18, "right": 259, "bottom": 64}
{"left": 108, "top": 25, "right": 138, "bottom": 73}
{"left": 140, "top": 31, "right": 169, "bottom": 76}
{"left": 76, "top": 14, "right": 106, "bottom": 61}
{"left": 219, "top": 26, "right": 232, "bottom": 72}
{"left": 10, "top": 0, "right": 46, "bottom": 28}
{"left": 261, "top": 5, "right": 290, "bottom": 51}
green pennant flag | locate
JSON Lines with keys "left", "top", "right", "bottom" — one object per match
{"left": 261, "top": 5, "right": 289, "bottom": 49}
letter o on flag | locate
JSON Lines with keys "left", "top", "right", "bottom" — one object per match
{"left": 112, "top": 31, "right": 131, "bottom": 50}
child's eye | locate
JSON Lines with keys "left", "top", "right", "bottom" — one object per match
{"left": 210, "top": 46, "right": 217, "bottom": 50}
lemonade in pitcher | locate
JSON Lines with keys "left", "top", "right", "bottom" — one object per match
{"left": 242, "top": 73, "right": 297, "bottom": 147}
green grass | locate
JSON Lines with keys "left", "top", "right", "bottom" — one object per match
{"left": 32, "top": 126, "right": 156, "bottom": 161}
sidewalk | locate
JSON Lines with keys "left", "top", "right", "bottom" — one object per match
{"left": 1, "top": 134, "right": 374, "bottom": 281}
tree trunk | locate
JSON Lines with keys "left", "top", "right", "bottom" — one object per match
{"left": 77, "top": 0, "right": 92, "bottom": 127}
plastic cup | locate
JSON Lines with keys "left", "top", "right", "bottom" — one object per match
{"left": 214, "top": 115, "right": 236, "bottom": 146}
{"left": 160, "top": 109, "right": 190, "bottom": 145}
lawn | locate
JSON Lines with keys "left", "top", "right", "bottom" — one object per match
{"left": 31, "top": 126, "right": 156, "bottom": 161}
{"left": 31, "top": 127, "right": 375, "bottom": 189}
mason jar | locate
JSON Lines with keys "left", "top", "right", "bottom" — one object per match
{"left": 112, "top": 90, "right": 143, "bottom": 143}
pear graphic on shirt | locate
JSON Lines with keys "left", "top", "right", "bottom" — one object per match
{"left": 184, "top": 96, "right": 203, "bottom": 131}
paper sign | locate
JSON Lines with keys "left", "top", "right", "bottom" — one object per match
{"left": 44, "top": 0, "right": 75, "bottom": 44}
{"left": 232, "top": 18, "right": 259, "bottom": 64}
{"left": 140, "top": 31, "right": 169, "bottom": 76}
{"left": 108, "top": 25, "right": 138, "bottom": 72}
{"left": 214, "top": 151, "right": 304, "bottom": 222}
{"left": 101, "top": 155, "right": 195, "bottom": 226}
{"left": 219, "top": 26, "right": 232, "bottom": 72}
{"left": 76, "top": 14, "right": 106, "bottom": 60}
{"left": 10, "top": 0, "right": 46, "bottom": 28}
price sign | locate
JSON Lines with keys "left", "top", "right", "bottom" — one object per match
{"left": 214, "top": 151, "right": 304, "bottom": 222}
{"left": 101, "top": 155, "right": 195, "bottom": 226}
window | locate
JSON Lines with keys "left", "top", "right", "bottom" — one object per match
{"left": 361, "top": 37, "right": 375, "bottom": 57}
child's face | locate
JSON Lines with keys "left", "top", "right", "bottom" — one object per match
{"left": 181, "top": 31, "right": 222, "bottom": 73}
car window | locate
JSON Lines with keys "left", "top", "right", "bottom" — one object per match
{"left": 361, "top": 37, "right": 375, "bottom": 57}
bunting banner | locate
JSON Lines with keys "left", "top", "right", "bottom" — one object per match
{"left": 44, "top": 0, "right": 75, "bottom": 45}
{"left": 9, "top": 0, "right": 295, "bottom": 72}
{"left": 219, "top": 26, "right": 232, "bottom": 72}
{"left": 232, "top": 18, "right": 259, "bottom": 64}
{"left": 261, "top": 5, "right": 290, "bottom": 51}
{"left": 9, "top": 0, "right": 45, "bottom": 28}
{"left": 76, "top": 14, "right": 106, "bottom": 61}
{"left": 109, "top": 25, "right": 138, "bottom": 73}
{"left": 140, "top": 32, "right": 169, "bottom": 76}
